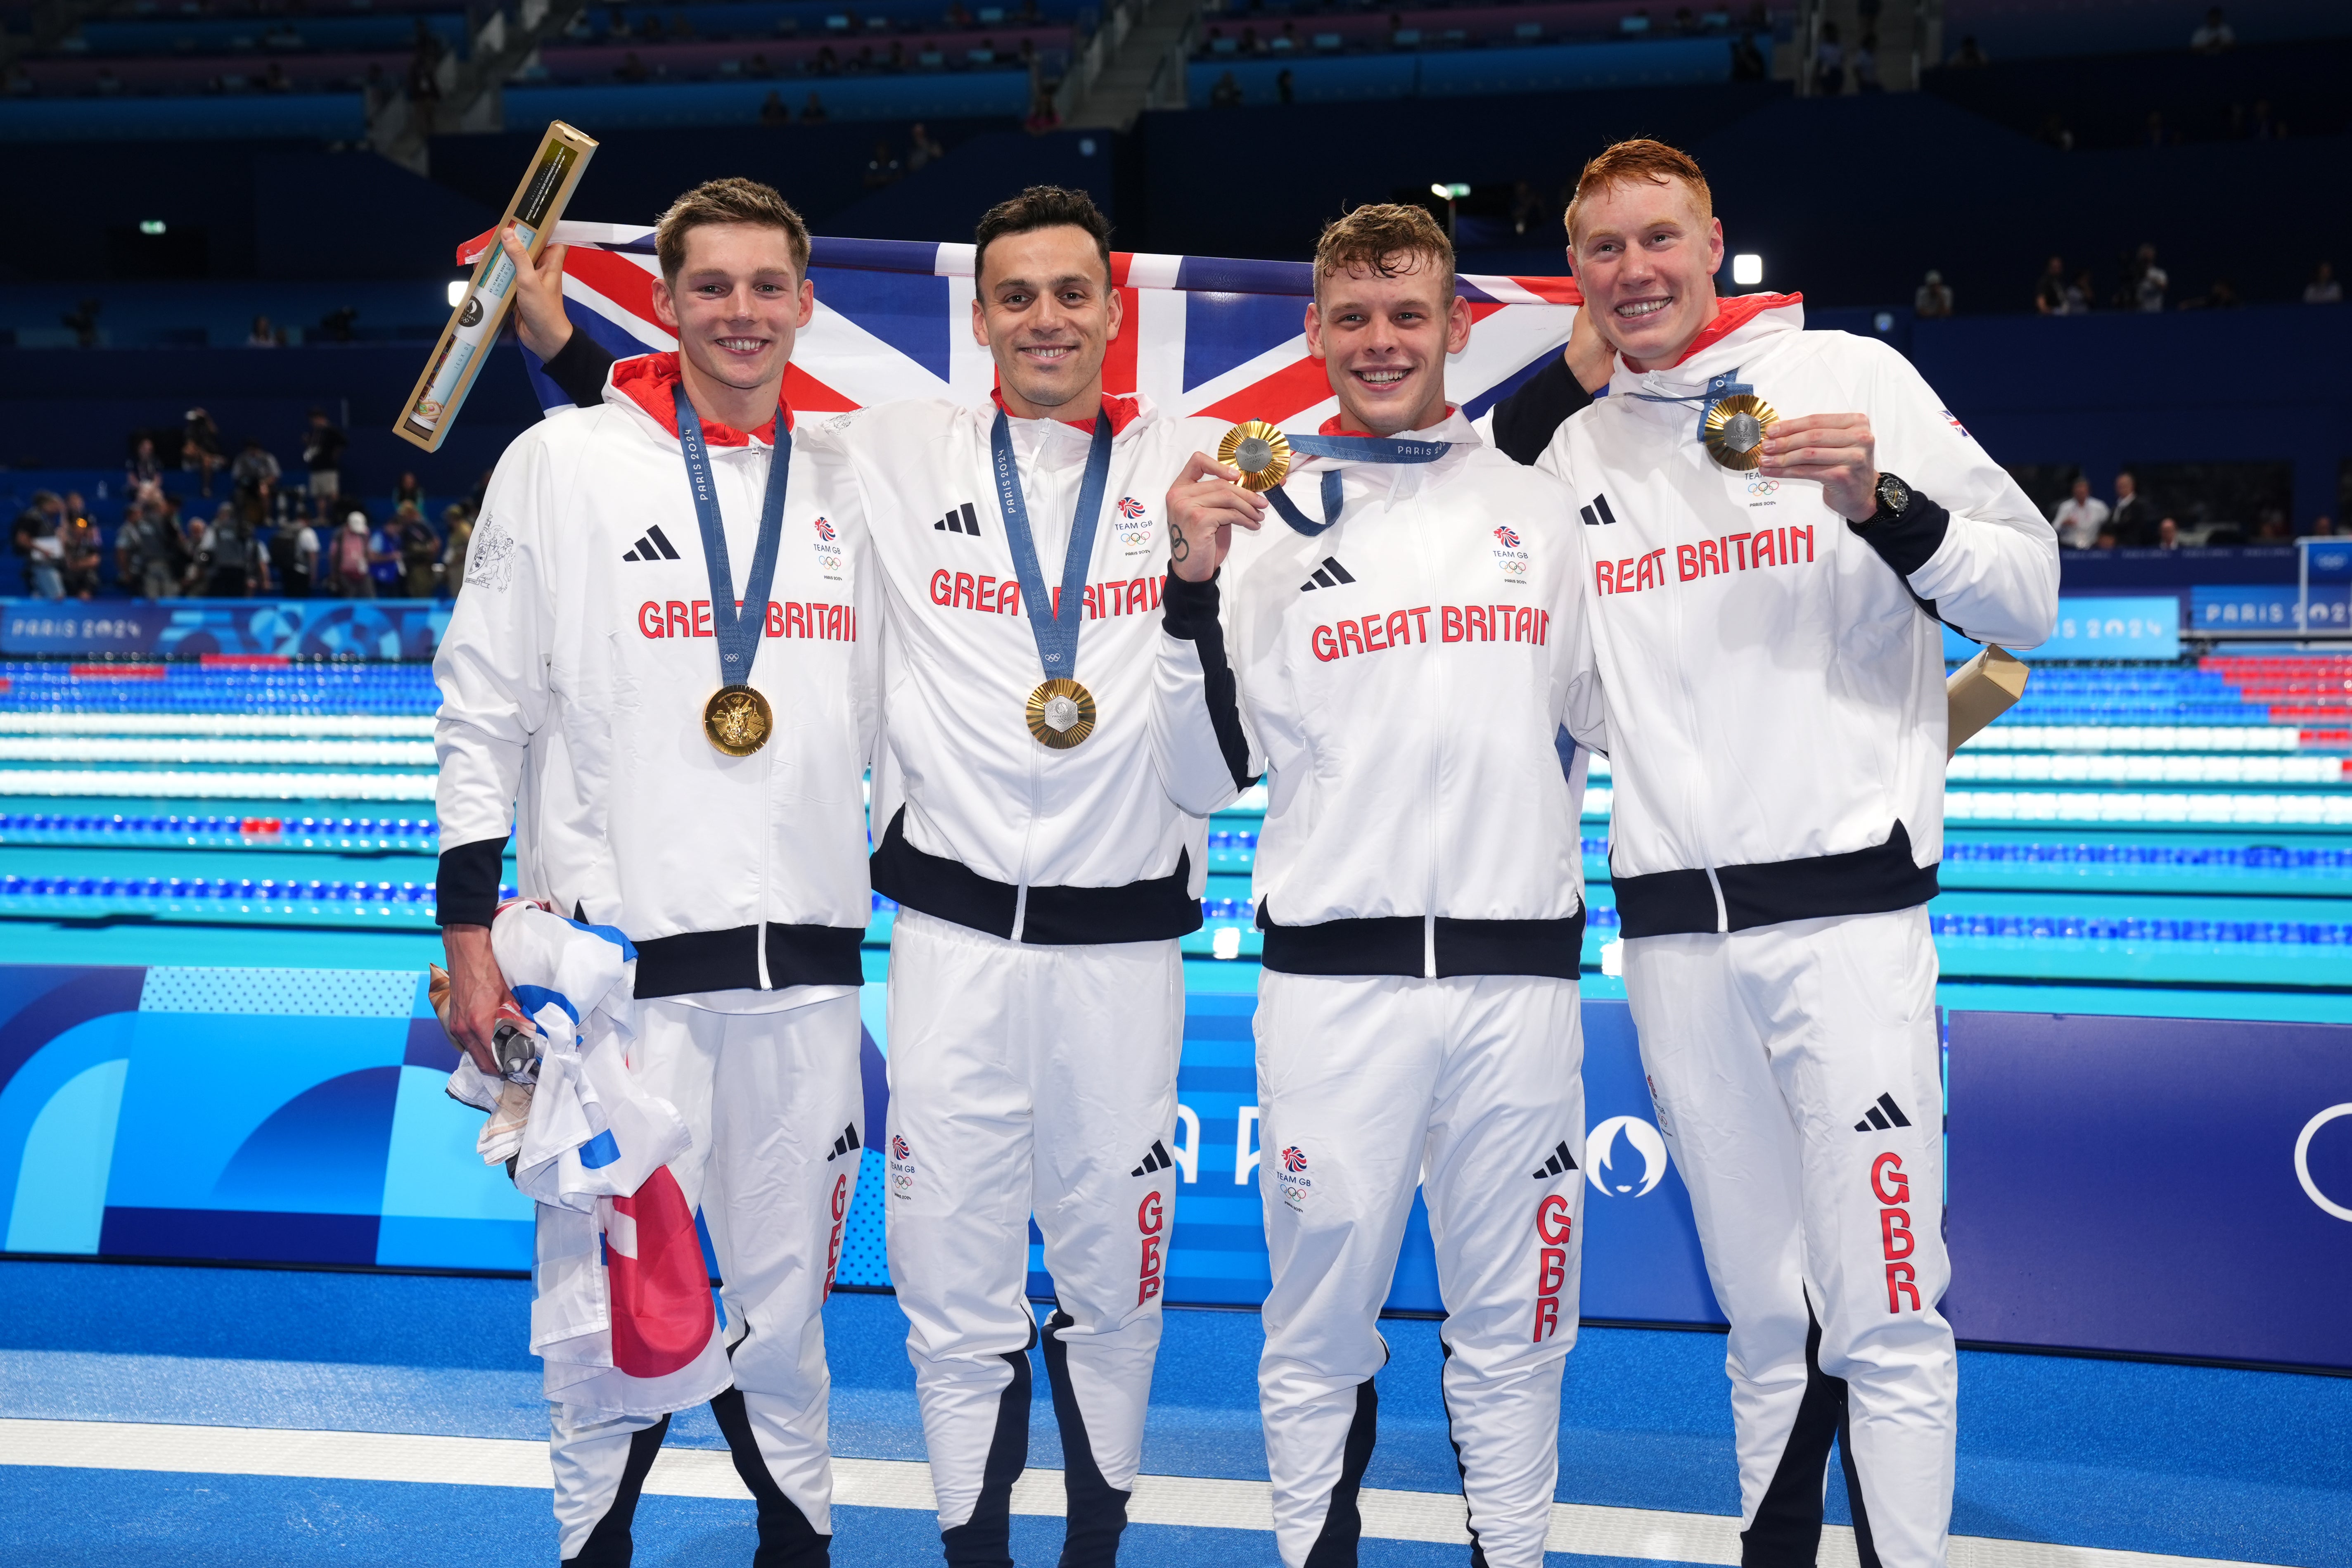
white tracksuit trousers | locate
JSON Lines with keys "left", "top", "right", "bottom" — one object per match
{"left": 1621, "top": 907, "right": 1955, "bottom": 1568}
{"left": 553, "top": 993, "right": 865, "bottom": 1567}
{"left": 882, "top": 907, "right": 1185, "bottom": 1568}
{"left": 1255, "top": 971, "right": 1587, "bottom": 1568}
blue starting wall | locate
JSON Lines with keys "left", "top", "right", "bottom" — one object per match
{"left": 0, "top": 600, "right": 449, "bottom": 661}
{"left": 5, "top": 962, "right": 2348, "bottom": 1370}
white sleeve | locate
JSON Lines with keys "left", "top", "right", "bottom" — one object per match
{"left": 432, "top": 430, "right": 562, "bottom": 923}
{"left": 1862, "top": 341, "right": 2060, "bottom": 649}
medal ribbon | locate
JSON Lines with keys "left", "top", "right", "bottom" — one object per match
{"left": 1627, "top": 367, "right": 1752, "bottom": 441}
{"left": 1261, "top": 432, "right": 1454, "bottom": 538}
{"left": 674, "top": 383, "right": 792, "bottom": 690}
{"left": 990, "top": 406, "right": 1114, "bottom": 681}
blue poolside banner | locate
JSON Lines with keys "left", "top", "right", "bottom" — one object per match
{"left": 0, "top": 598, "right": 450, "bottom": 659}
{"left": 2189, "top": 583, "right": 2352, "bottom": 636}
{"left": 1943, "top": 1011, "right": 2352, "bottom": 1370}
{"left": 1942, "top": 594, "right": 2181, "bottom": 662}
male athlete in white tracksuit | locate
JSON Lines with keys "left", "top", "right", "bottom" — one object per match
{"left": 513, "top": 186, "right": 1260, "bottom": 1567}
{"left": 437, "top": 184, "right": 876, "bottom": 1567}
{"left": 1495, "top": 142, "right": 2058, "bottom": 1567}
{"left": 1155, "top": 205, "right": 1608, "bottom": 1568}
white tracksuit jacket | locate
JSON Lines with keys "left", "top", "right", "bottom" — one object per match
{"left": 1153, "top": 411, "right": 1609, "bottom": 1568}
{"left": 1536, "top": 295, "right": 2056, "bottom": 936}
{"left": 808, "top": 394, "right": 1245, "bottom": 943}
{"left": 434, "top": 351, "right": 879, "bottom": 996}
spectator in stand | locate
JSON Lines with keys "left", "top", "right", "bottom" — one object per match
{"left": 760, "top": 90, "right": 790, "bottom": 125}
{"left": 394, "top": 471, "right": 425, "bottom": 509}
{"left": 194, "top": 505, "right": 269, "bottom": 597}
{"left": 1275, "top": 66, "right": 1294, "bottom": 104}
{"left": 247, "top": 314, "right": 281, "bottom": 347}
{"left": 328, "top": 511, "right": 377, "bottom": 597}
{"left": 270, "top": 510, "right": 320, "bottom": 598}
{"left": 864, "top": 139, "right": 903, "bottom": 187}
{"left": 394, "top": 502, "right": 441, "bottom": 598}
{"left": 2064, "top": 268, "right": 2096, "bottom": 314}
{"left": 232, "top": 439, "right": 282, "bottom": 516}
{"left": 2131, "top": 244, "right": 2168, "bottom": 311}
{"left": 2307, "top": 262, "right": 2342, "bottom": 304}
{"left": 2109, "top": 470, "right": 2154, "bottom": 548}
{"left": 2053, "top": 475, "right": 2110, "bottom": 550}
{"left": 1209, "top": 69, "right": 1243, "bottom": 107}
{"left": 1852, "top": 31, "right": 1880, "bottom": 91}
{"left": 2033, "top": 256, "right": 2067, "bottom": 315}
{"left": 2156, "top": 517, "right": 2180, "bottom": 549}
{"left": 14, "top": 492, "right": 64, "bottom": 598}
{"left": 1812, "top": 20, "right": 1843, "bottom": 93}
{"left": 2143, "top": 111, "right": 2167, "bottom": 148}
{"left": 117, "top": 491, "right": 184, "bottom": 599}
{"left": 801, "top": 90, "right": 828, "bottom": 121}
{"left": 1948, "top": 34, "right": 1986, "bottom": 66}
{"left": 57, "top": 494, "right": 102, "bottom": 598}
{"left": 1729, "top": 31, "right": 1766, "bottom": 80}
{"left": 1915, "top": 268, "right": 1954, "bottom": 318}
{"left": 616, "top": 50, "right": 649, "bottom": 82}
{"left": 2311, "top": 516, "right": 2337, "bottom": 536}
{"left": 182, "top": 407, "right": 224, "bottom": 498}
{"left": 906, "top": 121, "right": 945, "bottom": 170}
{"left": 2189, "top": 6, "right": 2234, "bottom": 52}
{"left": 441, "top": 504, "right": 475, "bottom": 596}
{"left": 301, "top": 408, "right": 347, "bottom": 505}
{"left": 365, "top": 513, "right": 403, "bottom": 595}
{"left": 126, "top": 436, "right": 163, "bottom": 489}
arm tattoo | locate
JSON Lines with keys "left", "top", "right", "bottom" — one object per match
{"left": 1170, "top": 531, "right": 1190, "bottom": 562}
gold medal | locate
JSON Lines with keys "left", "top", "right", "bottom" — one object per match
{"left": 704, "top": 684, "right": 773, "bottom": 756}
{"left": 1218, "top": 420, "right": 1292, "bottom": 493}
{"left": 1701, "top": 394, "right": 1778, "bottom": 471}
{"left": 1025, "top": 678, "right": 1097, "bottom": 750}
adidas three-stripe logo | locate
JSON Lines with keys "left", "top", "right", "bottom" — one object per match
{"left": 1131, "top": 1140, "right": 1174, "bottom": 1177}
{"left": 1531, "top": 1139, "right": 1580, "bottom": 1180}
{"left": 1578, "top": 494, "right": 1617, "bottom": 528}
{"left": 621, "top": 524, "right": 683, "bottom": 562}
{"left": 1854, "top": 1093, "right": 1913, "bottom": 1134}
{"left": 1298, "top": 556, "right": 1356, "bottom": 592}
{"left": 825, "top": 1123, "right": 862, "bottom": 1161}
{"left": 933, "top": 502, "right": 982, "bottom": 536}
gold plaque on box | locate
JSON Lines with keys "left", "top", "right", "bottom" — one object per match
{"left": 1701, "top": 394, "right": 1778, "bottom": 472}
{"left": 1218, "top": 420, "right": 1292, "bottom": 493}
{"left": 1026, "top": 678, "right": 1097, "bottom": 750}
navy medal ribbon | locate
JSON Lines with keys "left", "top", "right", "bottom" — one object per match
{"left": 675, "top": 383, "right": 792, "bottom": 755}
{"left": 991, "top": 407, "right": 1114, "bottom": 748}
{"left": 1262, "top": 431, "right": 1454, "bottom": 538}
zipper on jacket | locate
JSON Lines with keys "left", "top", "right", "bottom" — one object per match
{"left": 1662, "top": 448, "right": 1719, "bottom": 927}
{"left": 1402, "top": 466, "right": 1442, "bottom": 980}
{"left": 750, "top": 439, "right": 777, "bottom": 987}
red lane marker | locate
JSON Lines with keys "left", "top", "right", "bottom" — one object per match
{"left": 71, "top": 663, "right": 166, "bottom": 678}
{"left": 200, "top": 654, "right": 289, "bottom": 668}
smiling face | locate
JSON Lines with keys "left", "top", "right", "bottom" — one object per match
{"left": 652, "top": 221, "right": 814, "bottom": 409}
{"left": 1306, "top": 251, "right": 1470, "bottom": 436}
{"left": 972, "top": 223, "right": 1122, "bottom": 418}
{"left": 1567, "top": 174, "right": 1724, "bottom": 372}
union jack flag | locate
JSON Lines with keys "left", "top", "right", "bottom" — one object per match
{"left": 1116, "top": 496, "right": 1149, "bottom": 520}
{"left": 457, "top": 225, "right": 1582, "bottom": 427}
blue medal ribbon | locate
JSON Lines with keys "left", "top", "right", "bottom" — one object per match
{"left": 673, "top": 383, "right": 791, "bottom": 690}
{"left": 1261, "top": 431, "right": 1454, "bottom": 538}
{"left": 1628, "top": 366, "right": 1752, "bottom": 442}
{"left": 990, "top": 406, "right": 1114, "bottom": 680}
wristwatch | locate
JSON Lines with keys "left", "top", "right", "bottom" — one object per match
{"left": 1863, "top": 471, "right": 1912, "bottom": 528}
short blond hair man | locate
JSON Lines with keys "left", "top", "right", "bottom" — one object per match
{"left": 1156, "top": 203, "right": 1609, "bottom": 1568}
{"left": 1492, "top": 140, "right": 2057, "bottom": 1568}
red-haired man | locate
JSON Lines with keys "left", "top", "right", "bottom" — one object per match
{"left": 1491, "top": 140, "right": 2057, "bottom": 1568}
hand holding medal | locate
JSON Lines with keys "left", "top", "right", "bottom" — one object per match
{"left": 1754, "top": 410, "right": 1881, "bottom": 520}
{"left": 1165, "top": 442, "right": 1270, "bottom": 584}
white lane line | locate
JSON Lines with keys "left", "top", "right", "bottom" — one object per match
{"left": 0, "top": 1419, "right": 2290, "bottom": 1568}
{"left": 0, "top": 738, "right": 436, "bottom": 766}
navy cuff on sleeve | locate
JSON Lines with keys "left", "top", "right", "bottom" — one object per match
{"left": 434, "top": 837, "right": 510, "bottom": 928}
{"left": 1160, "top": 568, "right": 1223, "bottom": 640}
{"left": 1848, "top": 491, "right": 1951, "bottom": 579}
{"left": 543, "top": 331, "right": 616, "bottom": 411}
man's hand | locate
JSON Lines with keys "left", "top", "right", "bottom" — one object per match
{"left": 499, "top": 224, "right": 574, "bottom": 363}
{"left": 442, "top": 923, "right": 518, "bottom": 1076}
{"left": 1564, "top": 302, "right": 1615, "bottom": 394}
{"left": 1759, "top": 413, "right": 1879, "bottom": 521}
{"left": 1165, "top": 452, "right": 1266, "bottom": 584}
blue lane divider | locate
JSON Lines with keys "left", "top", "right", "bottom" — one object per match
{"left": 0, "top": 811, "right": 440, "bottom": 849}
{"left": 1930, "top": 912, "right": 2352, "bottom": 944}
